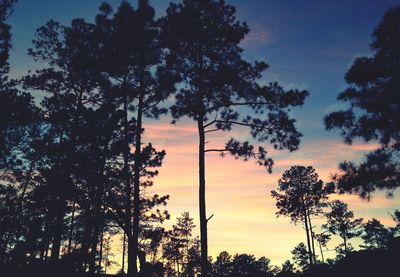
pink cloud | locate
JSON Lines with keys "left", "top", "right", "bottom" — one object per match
{"left": 241, "top": 25, "right": 272, "bottom": 47}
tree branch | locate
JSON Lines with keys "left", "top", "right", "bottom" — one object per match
{"left": 204, "top": 128, "right": 221, "bottom": 134}
{"left": 204, "top": 148, "right": 227, "bottom": 153}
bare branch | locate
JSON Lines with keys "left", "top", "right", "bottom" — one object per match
{"left": 204, "top": 148, "right": 227, "bottom": 153}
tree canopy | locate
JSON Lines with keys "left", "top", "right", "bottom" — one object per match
{"left": 325, "top": 5, "right": 400, "bottom": 199}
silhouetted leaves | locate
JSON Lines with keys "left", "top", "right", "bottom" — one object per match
{"left": 325, "top": 5, "right": 400, "bottom": 199}
{"left": 323, "top": 200, "right": 363, "bottom": 255}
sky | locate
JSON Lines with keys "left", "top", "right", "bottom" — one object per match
{"left": 7, "top": 0, "right": 400, "bottom": 271}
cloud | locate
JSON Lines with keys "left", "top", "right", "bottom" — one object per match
{"left": 241, "top": 25, "right": 272, "bottom": 47}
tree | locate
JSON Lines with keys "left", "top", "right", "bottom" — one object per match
{"left": 0, "top": 0, "right": 43, "bottom": 262}
{"left": 162, "top": 1, "right": 308, "bottom": 274}
{"left": 182, "top": 237, "right": 201, "bottom": 277}
{"left": 230, "top": 254, "right": 273, "bottom": 277}
{"left": 94, "top": 2, "right": 178, "bottom": 275}
{"left": 291, "top": 243, "right": 309, "bottom": 272}
{"left": 281, "top": 260, "right": 295, "bottom": 273}
{"left": 0, "top": 0, "right": 16, "bottom": 78}
{"left": 176, "top": 213, "right": 195, "bottom": 249}
{"left": 361, "top": 218, "right": 391, "bottom": 249}
{"left": 323, "top": 200, "right": 363, "bottom": 254}
{"left": 24, "top": 16, "right": 102, "bottom": 265}
{"left": 314, "top": 232, "right": 330, "bottom": 263}
{"left": 324, "top": 5, "right": 400, "bottom": 199}
{"left": 212, "top": 251, "right": 233, "bottom": 277}
{"left": 162, "top": 212, "right": 196, "bottom": 276}
{"left": 0, "top": 0, "right": 38, "bottom": 173}
{"left": 390, "top": 209, "right": 400, "bottom": 236}
{"left": 271, "top": 166, "right": 331, "bottom": 268}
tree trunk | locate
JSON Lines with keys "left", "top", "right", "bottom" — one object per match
{"left": 67, "top": 200, "right": 76, "bottom": 254}
{"left": 98, "top": 228, "right": 104, "bottom": 273}
{"left": 51, "top": 90, "right": 84, "bottom": 265}
{"left": 303, "top": 211, "right": 314, "bottom": 269}
{"left": 50, "top": 197, "right": 67, "bottom": 264}
{"left": 89, "top": 212, "right": 102, "bottom": 274}
{"left": 130, "top": 72, "right": 144, "bottom": 277}
{"left": 79, "top": 210, "right": 93, "bottom": 271}
{"left": 198, "top": 117, "right": 208, "bottom": 277}
{"left": 122, "top": 86, "right": 136, "bottom": 276}
{"left": 122, "top": 233, "right": 126, "bottom": 273}
{"left": 343, "top": 236, "right": 348, "bottom": 254}
{"left": 308, "top": 213, "right": 317, "bottom": 265}
{"left": 0, "top": 161, "right": 34, "bottom": 259}
{"left": 318, "top": 241, "right": 324, "bottom": 263}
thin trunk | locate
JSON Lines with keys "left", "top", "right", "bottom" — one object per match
{"left": 98, "top": 228, "right": 104, "bottom": 273}
{"left": 40, "top": 212, "right": 53, "bottom": 268}
{"left": 343, "top": 236, "right": 348, "bottom": 254}
{"left": 138, "top": 250, "right": 146, "bottom": 275}
{"left": 89, "top": 211, "right": 102, "bottom": 274}
{"left": 198, "top": 117, "right": 208, "bottom": 277}
{"left": 50, "top": 199, "right": 67, "bottom": 263}
{"left": 304, "top": 211, "right": 314, "bottom": 269}
{"left": 89, "top": 173, "right": 106, "bottom": 273}
{"left": 131, "top": 66, "right": 145, "bottom": 276}
{"left": 51, "top": 90, "right": 84, "bottom": 264}
{"left": 308, "top": 213, "right": 317, "bottom": 265}
{"left": 122, "top": 233, "right": 126, "bottom": 273}
{"left": 67, "top": 200, "right": 76, "bottom": 254}
{"left": 79, "top": 211, "right": 93, "bottom": 271}
{"left": 0, "top": 161, "right": 34, "bottom": 258}
{"left": 44, "top": 245, "right": 49, "bottom": 261}
{"left": 122, "top": 85, "right": 135, "bottom": 276}
{"left": 318, "top": 241, "right": 325, "bottom": 263}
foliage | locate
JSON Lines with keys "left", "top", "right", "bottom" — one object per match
{"left": 161, "top": 0, "right": 309, "bottom": 274}
{"left": 291, "top": 243, "right": 309, "bottom": 272}
{"left": 323, "top": 200, "right": 363, "bottom": 254}
{"left": 361, "top": 218, "right": 392, "bottom": 249}
{"left": 325, "top": 5, "right": 400, "bottom": 199}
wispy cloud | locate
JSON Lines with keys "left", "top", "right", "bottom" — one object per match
{"left": 241, "top": 25, "right": 272, "bottom": 48}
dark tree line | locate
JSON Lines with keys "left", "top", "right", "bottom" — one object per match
{"left": 1, "top": 1, "right": 399, "bottom": 277}
{"left": 1, "top": 0, "right": 306, "bottom": 276}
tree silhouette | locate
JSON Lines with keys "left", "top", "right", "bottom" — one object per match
{"left": 162, "top": 1, "right": 308, "bottom": 274}
{"left": 0, "top": 0, "right": 42, "bottom": 262}
{"left": 24, "top": 16, "right": 102, "bottom": 264}
{"left": 0, "top": 0, "right": 15, "bottom": 80}
{"left": 391, "top": 209, "right": 400, "bottom": 235}
{"left": 212, "top": 251, "right": 233, "bottom": 277}
{"left": 0, "top": 0, "right": 38, "bottom": 174}
{"left": 324, "top": 5, "right": 400, "bottom": 199}
{"left": 361, "top": 218, "right": 391, "bottom": 249}
{"left": 280, "top": 260, "right": 295, "bottom": 273}
{"left": 94, "top": 2, "right": 178, "bottom": 274}
{"left": 174, "top": 212, "right": 196, "bottom": 270}
{"left": 162, "top": 212, "right": 197, "bottom": 276}
{"left": 291, "top": 243, "right": 309, "bottom": 272}
{"left": 271, "top": 166, "right": 331, "bottom": 268}
{"left": 314, "top": 232, "right": 331, "bottom": 263}
{"left": 323, "top": 200, "right": 363, "bottom": 255}
{"left": 182, "top": 236, "right": 201, "bottom": 277}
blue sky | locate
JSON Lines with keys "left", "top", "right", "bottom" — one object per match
{"left": 6, "top": 0, "right": 400, "bottom": 269}
{"left": 8, "top": 0, "right": 399, "bottom": 141}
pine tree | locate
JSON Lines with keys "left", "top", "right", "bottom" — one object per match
{"left": 162, "top": 1, "right": 308, "bottom": 274}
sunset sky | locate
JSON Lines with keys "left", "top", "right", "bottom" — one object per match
{"left": 8, "top": 0, "right": 400, "bottom": 270}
